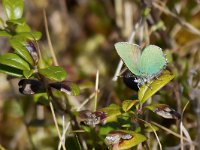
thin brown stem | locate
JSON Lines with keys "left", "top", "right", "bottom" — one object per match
{"left": 43, "top": 9, "right": 59, "bottom": 66}
{"left": 43, "top": 9, "right": 67, "bottom": 149}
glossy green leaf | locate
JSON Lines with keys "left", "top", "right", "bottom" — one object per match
{"left": 118, "top": 131, "right": 147, "bottom": 150}
{"left": 6, "top": 18, "right": 25, "bottom": 25}
{"left": 0, "top": 53, "right": 30, "bottom": 70}
{"left": 0, "top": 17, "right": 4, "bottom": 28}
{"left": 0, "top": 64, "right": 23, "bottom": 77}
{"left": 9, "top": 38, "right": 34, "bottom": 66}
{"left": 0, "top": 29, "right": 11, "bottom": 37}
{"left": 65, "top": 83, "right": 80, "bottom": 96}
{"left": 23, "top": 69, "right": 34, "bottom": 78}
{"left": 7, "top": 19, "right": 31, "bottom": 33}
{"left": 98, "top": 104, "right": 121, "bottom": 123}
{"left": 13, "top": 31, "right": 42, "bottom": 40}
{"left": 99, "top": 126, "right": 114, "bottom": 136}
{"left": 39, "top": 66, "right": 67, "bottom": 82}
{"left": 138, "top": 70, "right": 174, "bottom": 103}
{"left": 50, "top": 82, "right": 80, "bottom": 96}
{"left": 122, "top": 100, "right": 139, "bottom": 112}
{"left": 81, "top": 124, "right": 92, "bottom": 132}
{"left": 16, "top": 23, "right": 31, "bottom": 33}
{"left": 3, "top": 0, "right": 24, "bottom": 20}
{"left": 105, "top": 130, "right": 147, "bottom": 150}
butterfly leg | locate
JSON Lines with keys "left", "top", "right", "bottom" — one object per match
{"left": 146, "top": 83, "right": 153, "bottom": 90}
{"left": 155, "top": 76, "right": 162, "bottom": 81}
{"left": 137, "top": 82, "right": 141, "bottom": 90}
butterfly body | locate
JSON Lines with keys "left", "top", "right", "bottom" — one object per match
{"left": 115, "top": 42, "right": 167, "bottom": 86}
{"left": 134, "top": 69, "right": 164, "bottom": 86}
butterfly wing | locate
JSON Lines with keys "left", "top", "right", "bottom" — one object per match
{"left": 139, "top": 45, "right": 167, "bottom": 76}
{"left": 114, "top": 42, "right": 141, "bottom": 76}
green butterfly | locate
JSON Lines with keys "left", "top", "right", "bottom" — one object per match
{"left": 114, "top": 42, "right": 167, "bottom": 86}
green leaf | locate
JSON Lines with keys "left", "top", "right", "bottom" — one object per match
{"left": 0, "top": 17, "right": 4, "bottom": 28}
{"left": 6, "top": 19, "right": 31, "bottom": 33}
{"left": 0, "top": 29, "right": 11, "bottom": 37}
{"left": 142, "top": 8, "right": 151, "bottom": 17}
{"left": 34, "top": 93, "right": 49, "bottom": 106}
{"left": 98, "top": 104, "right": 121, "bottom": 123}
{"left": 138, "top": 70, "right": 174, "bottom": 103}
{"left": 6, "top": 18, "right": 25, "bottom": 25}
{"left": 99, "top": 126, "right": 114, "bottom": 136}
{"left": 0, "top": 64, "right": 23, "bottom": 77}
{"left": 50, "top": 82, "right": 80, "bottom": 96}
{"left": 9, "top": 38, "right": 34, "bottom": 66}
{"left": 14, "top": 31, "right": 42, "bottom": 40}
{"left": 78, "top": 80, "right": 94, "bottom": 90}
{"left": 118, "top": 131, "right": 147, "bottom": 149}
{"left": 105, "top": 130, "right": 147, "bottom": 149}
{"left": 23, "top": 69, "right": 34, "bottom": 78}
{"left": 3, "top": 0, "right": 24, "bottom": 20}
{"left": 39, "top": 66, "right": 67, "bottom": 82}
{"left": 65, "top": 137, "right": 83, "bottom": 150}
{"left": 122, "top": 100, "right": 139, "bottom": 112}
{"left": 0, "top": 53, "right": 30, "bottom": 70}
{"left": 64, "top": 83, "right": 80, "bottom": 96}
{"left": 16, "top": 23, "right": 31, "bottom": 33}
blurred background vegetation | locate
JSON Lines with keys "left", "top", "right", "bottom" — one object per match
{"left": 0, "top": 0, "right": 200, "bottom": 149}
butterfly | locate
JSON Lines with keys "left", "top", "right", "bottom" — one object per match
{"left": 114, "top": 42, "right": 167, "bottom": 86}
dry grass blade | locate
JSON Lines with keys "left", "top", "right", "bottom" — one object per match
{"left": 152, "top": 2, "right": 200, "bottom": 37}
{"left": 49, "top": 102, "right": 67, "bottom": 150}
{"left": 152, "top": 121, "right": 197, "bottom": 145}
{"left": 180, "top": 101, "right": 194, "bottom": 150}
{"left": 138, "top": 118, "right": 162, "bottom": 150}
{"left": 94, "top": 70, "right": 99, "bottom": 111}
{"left": 58, "top": 122, "right": 71, "bottom": 150}
{"left": 76, "top": 92, "right": 97, "bottom": 111}
{"left": 180, "top": 123, "right": 195, "bottom": 150}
